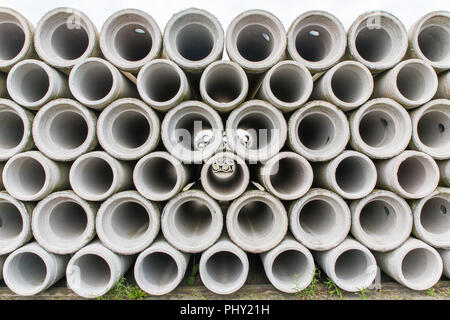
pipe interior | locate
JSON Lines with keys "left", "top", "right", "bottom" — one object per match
{"left": 417, "top": 110, "right": 450, "bottom": 148}
{"left": 174, "top": 113, "right": 213, "bottom": 151}
{"left": 331, "top": 65, "right": 370, "bottom": 103}
{"left": 140, "top": 157, "right": 178, "bottom": 195}
{"left": 6, "top": 157, "right": 46, "bottom": 197}
{"left": 7, "top": 252, "right": 47, "bottom": 292}
{"left": 237, "top": 24, "right": 274, "bottom": 62}
{"left": 295, "top": 25, "right": 332, "bottom": 62}
{"left": 48, "top": 201, "right": 87, "bottom": 239}
{"left": 299, "top": 199, "right": 336, "bottom": 236}
{"left": 0, "top": 201, "right": 23, "bottom": 241}
{"left": 49, "top": 111, "right": 88, "bottom": 150}
{"left": 298, "top": 113, "right": 335, "bottom": 150}
{"left": 269, "top": 157, "right": 307, "bottom": 195}
{"left": 334, "top": 249, "right": 370, "bottom": 282}
{"left": 271, "top": 249, "right": 309, "bottom": 286}
{"left": 51, "top": 24, "right": 89, "bottom": 60}
{"left": 206, "top": 161, "right": 245, "bottom": 195}
{"left": 141, "top": 64, "right": 181, "bottom": 102}
{"left": 111, "top": 110, "right": 150, "bottom": 149}
{"left": 355, "top": 27, "right": 393, "bottom": 62}
{"left": 205, "top": 251, "right": 243, "bottom": 285}
{"left": 418, "top": 25, "right": 450, "bottom": 62}
{"left": 174, "top": 200, "right": 212, "bottom": 237}
{"left": 401, "top": 248, "right": 439, "bottom": 283}
{"left": 109, "top": 201, "right": 150, "bottom": 240}
{"left": 396, "top": 64, "right": 435, "bottom": 102}
{"left": 73, "top": 158, "right": 114, "bottom": 196}
{"left": 205, "top": 66, "right": 243, "bottom": 103}
{"left": 0, "top": 111, "right": 24, "bottom": 150}
{"left": 420, "top": 197, "right": 450, "bottom": 234}
{"left": 397, "top": 156, "right": 435, "bottom": 195}
{"left": 0, "top": 22, "right": 25, "bottom": 60}
{"left": 236, "top": 113, "right": 274, "bottom": 150}
{"left": 140, "top": 252, "right": 178, "bottom": 288}
{"left": 176, "top": 23, "right": 214, "bottom": 61}
{"left": 237, "top": 201, "right": 274, "bottom": 240}
{"left": 114, "top": 24, "right": 152, "bottom": 62}
{"left": 74, "top": 62, "right": 113, "bottom": 101}
{"left": 359, "top": 110, "right": 395, "bottom": 147}
{"left": 10, "top": 64, "right": 49, "bottom": 103}
{"left": 269, "top": 66, "right": 308, "bottom": 103}
{"left": 72, "top": 254, "right": 111, "bottom": 292}
{"left": 359, "top": 200, "right": 396, "bottom": 237}
{"left": 335, "top": 156, "right": 373, "bottom": 193}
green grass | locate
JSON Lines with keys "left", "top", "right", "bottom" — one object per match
{"left": 187, "top": 262, "right": 200, "bottom": 286}
{"left": 324, "top": 278, "right": 343, "bottom": 299}
{"left": 356, "top": 288, "right": 370, "bottom": 300}
{"left": 294, "top": 267, "right": 321, "bottom": 299}
{"left": 97, "top": 277, "right": 148, "bottom": 300}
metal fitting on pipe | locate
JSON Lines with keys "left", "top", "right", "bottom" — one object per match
{"left": 100, "top": 9, "right": 162, "bottom": 73}
{"left": 350, "top": 190, "right": 412, "bottom": 252}
{"left": 439, "top": 249, "right": 450, "bottom": 278}
{"left": 349, "top": 98, "right": 412, "bottom": 159}
{"left": 69, "top": 151, "right": 132, "bottom": 201}
{"left": 313, "top": 150, "right": 377, "bottom": 200}
{"left": 34, "top": 7, "right": 99, "bottom": 71}
{"left": 435, "top": 71, "right": 449, "bottom": 99}
{"left": 7, "top": 59, "right": 69, "bottom": 110}
{"left": 97, "top": 98, "right": 160, "bottom": 160}
{"left": 376, "top": 150, "right": 440, "bottom": 199}
{"left": 3, "top": 151, "right": 69, "bottom": 201}
{"left": 31, "top": 191, "right": 97, "bottom": 254}
{"left": 289, "top": 188, "right": 351, "bottom": 251}
{"left": 438, "top": 160, "right": 450, "bottom": 187}
{"left": 32, "top": 98, "right": 97, "bottom": 161}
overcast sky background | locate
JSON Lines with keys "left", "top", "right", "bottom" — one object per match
{"left": 1, "top": 0, "right": 448, "bottom": 31}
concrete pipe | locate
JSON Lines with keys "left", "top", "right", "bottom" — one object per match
{"left": 314, "top": 237, "right": 377, "bottom": 292}
{"left": 7, "top": 59, "right": 69, "bottom": 110}
{"left": 96, "top": 191, "right": 160, "bottom": 255}
{"left": 311, "top": 61, "right": 373, "bottom": 111}
{"left": 32, "top": 98, "right": 97, "bottom": 162}
{"left": 199, "top": 60, "right": 248, "bottom": 112}
{"left": 31, "top": 191, "right": 97, "bottom": 255}
{"left": 137, "top": 59, "right": 191, "bottom": 112}
{"left": 69, "top": 151, "right": 132, "bottom": 201}
{"left": 376, "top": 150, "right": 440, "bottom": 199}
{"left": 226, "top": 190, "right": 288, "bottom": 253}
{"left": 199, "top": 235, "right": 249, "bottom": 295}
{"left": 347, "top": 11, "right": 408, "bottom": 72}
{"left": 3, "top": 242, "right": 68, "bottom": 296}
{"left": 408, "top": 11, "right": 450, "bottom": 72}
{"left": 0, "top": 162, "right": 3, "bottom": 189}
{"left": 161, "top": 100, "right": 223, "bottom": 164}
{"left": 410, "top": 99, "right": 450, "bottom": 160}
{"left": 161, "top": 190, "right": 223, "bottom": 253}
{"left": 313, "top": 150, "right": 377, "bottom": 200}
{"left": 97, "top": 98, "right": 160, "bottom": 160}
{"left": 0, "top": 192, "right": 33, "bottom": 255}
{"left": 225, "top": 100, "right": 287, "bottom": 163}
{"left": 201, "top": 151, "right": 249, "bottom": 202}
{"left": 350, "top": 190, "right": 412, "bottom": 252}
{"left": 0, "top": 8, "right": 34, "bottom": 72}
{"left": 289, "top": 188, "right": 351, "bottom": 251}
{"left": 258, "top": 152, "right": 313, "bottom": 201}
{"left": 34, "top": 7, "right": 99, "bottom": 71}
{"left": 134, "top": 238, "right": 189, "bottom": 295}
{"left": 349, "top": 98, "right": 412, "bottom": 159}
{"left": 411, "top": 187, "right": 450, "bottom": 249}
{"left": 69, "top": 57, "right": 137, "bottom": 110}
{"left": 100, "top": 9, "right": 162, "bottom": 73}
{"left": 66, "top": 240, "right": 134, "bottom": 298}
{"left": 0, "top": 99, "right": 34, "bottom": 161}
{"left": 372, "top": 58, "right": 438, "bottom": 109}
{"left": 287, "top": 11, "right": 346, "bottom": 73}
{"left": 288, "top": 100, "right": 349, "bottom": 162}
{"left": 438, "top": 160, "right": 450, "bottom": 187}
{"left": 256, "top": 61, "right": 313, "bottom": 112}
{"left": 374, "top": 237, "right": 443, "bottom": 290}
{"left": 439, "top": 249, "right": 450, "bottom": 278}
{"left": 0, "top": 72, "right": 6, "bottom": 97}
{"left": 261, "top": 236, "right": 315, "bottom": 293}
{"left": 435, "top": 71, "right": 449, "bottom": 99}
{"left": 163, "top": 8, "right": 223, "bottom": 73}
{"left": 3, "top": 151, "right": 69, "bottom": 201}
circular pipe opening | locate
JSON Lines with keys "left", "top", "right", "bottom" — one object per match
{"left": 0, "top": 22, "right": 25, "bottom": 60}
{"left": 204, "top": 65, "right": 244, "bottom": 103}
{"left": 9, "top": 63, "right": 49, "bottom": 104}
{"left": 331, "top": 64, "right": 371, "bottom": 104}
{"left": 114, "top": 24, "right": 152, "bottom": 62}
{"left": 418, "top": 111, "right": 450, "bottom": 148}
{"left": 71, "top": 254, "right": 111, "bottom": 294}
{"left": 176, "top": 24, "right": 214, "bottom": 61}
{"left": 206, "top": 163, "right": 245, "bottom": 196}
{"left": 271, "top": 250, "right": 309, "bottom": 287}
{"left": 298, "top": 113, "right": 335, "bottom": 150}
{"left": 140, "top": 252, "right": 178, "bottom": 289}
{"left": 106, "top": 201, "right": 150, "bottom": 240}
{"left": 111, "top": 111, "right": 150, "bottom": 149}
{"left": 173, "top": 200, "right": 212, "bottom": 238}
{"left": 48, "top": 201, "right": 87, "bottom": 239}
{"left": 334, "top": 249, "right": 370, "bottom": 284}
{"left": 295, "top": 25, "right": 332, "bottom": 62}
{"left": 359, "top": 110, "right": 395, "bottom": 147}
{"left": 205, "top": 251, "right": 244, "bottom": 285}
{"left": 0, "top": 201, "right": 23, "bottom": 242}
{"left": 300, "top": 200, "right": 336, "bottom": 237}
{"left": 269, "top": 65, "right": 310, "bottom": 103}
{"left": 420, "top": 197, "right": 450, "bottom": 234}
{"left": 401, "top": 248, "right": 439, "bottom": 283}
{"left": 51, "top": 24, "right": 89, "bottom": 60}
{"left": 335, "top": 156, "right": 374, "bottom": 194}
{"left": 174, "top": 114, "right": 213, "bottom": 151}
{"left": 355, "top": 27, "right": 392, "bottom": 63}
{"left": 397, "top": 156, "right": 436, "bottom": 196}
{"left": 71, "top": 157, "right": 114, "bottom": 197}
{"left": 71, "top": 61, "right": 113, "bottom": 102}
{"left": 237, "top": 25, "right": 274, "bottom": 62}
{"left": 237, "top": 201, "right": 274, "bottom": 240}
{"left": 139, "top": 157, "right": 178, "bottom": 197}
{"left": 6, "top": 252, "right": 47, "bottom": 293}
{"left": 140, "top": 63, "right": 181, "bottom": 102}
{"left": 49, "top": 111, "right": 88, "bottom": 150}
{"left": 418, "top": 25, "right": 450, "bottom": 63}
{"left": 360, "top": 200, "right": 396, "bottom": 237}
{"left": 396, "top": 63, "right": 436, "bottom": 102}
{"left": 269, "top": 157, "right": 309, "bottom": 197}
{"left": 236, "top": 113, "right": 274, "bottom": 150}
{"left": 5, "top": 157, "right": 46, "bottom": 198}
{"left": 0, "top": 111, "right": 24, "bottom": 150}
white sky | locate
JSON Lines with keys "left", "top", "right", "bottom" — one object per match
{"left": 1, "top": 0, "right": 449, "bottom": 31}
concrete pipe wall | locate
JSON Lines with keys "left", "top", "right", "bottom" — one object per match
{"left": 137, "top": 59, "right": 191, "bottom": 111}
{"left": 439, "top": 249, "right": 450, "bottom": 278}
{"left": 161, "top": 190, "right": 223, "bottom": 253}
{"left": 0, "top": 192, "right": 33, "bottom": 255}
{"left": 376, "top": 150, "right": 440, "bottom": 199}
{"left": 96, "top": 191, "right": 160, "bottom": 255}
{"left": 258, "top": 151, "right": 313, "bottom": 201}
{"left": 226, "top": 100, "right": 287, "bottom": 163}
{"left": 435, "top": 71, "right": 449, "bottom": 99}
{"left": 287, "top": 11, "right": 346, "bottom": 73}
{"left": 289, "top": 188, "right": 351, "bottom": 251}
{"left": 408, "top": 11, "right": 450, "bottom": 72}
{"left": 350, "top": 190, "right": 412, "bottom": 252}
{"left": 372, "top": 58, "right": 438, "bottom": 109}
{"left": 199, "top": 235, "right": 249, "bottom": 295}
{"left": 32, "top": 98, "right": 97, "bottom": 162}
{"left": 134, "top": 237, "right": 189, "bottom": 295}
{"left": 3, "top": 151, "right": 69, "bottom": 201}
{"left": 261, "top": 236, "right": 315, "bottom": 293}
{"left": 34, "top": 8, "right": 99, "bottom": 71}
{"left": 97, "top": 98, "right": 160, "bottom": 160}
{"left": 256, "top": 61, "right": 313, "bottom": 112}
{"left": 312, "top": 61, "right": 373, "bottom": 111}
{"left": 0, "top": 8, "right": 34, "bottom": 72}
{"left": 314, "top": 237, "right": 377, "bottom": 292}
{"left": 199, "top": 60, "right": 248, "bottom": 112}
{"left": 0, "top": 162, "right": 3, "bottom": 189}
{"left": 347, "top": 11, "right": 408, "bottom": 72}
{"left": 164, "top": 8, "right": 223, "bottom": 74}
{"left": 0, "top": 99, "right": 34, "bottom": 161}
{"left": 69, "top": 57, "right": 137, "bottom": 110}
{"left": 410, "top": 99, "right": 450, "bottom": 160}
{"left": 313, "top": 150, "right": 377, "bottom": 200}
{"left": 288, "top": 100, "right": 349, "bottom": 162}
{"left": 69, "top": 151, "right": 132, "bottom": 201}
{"left": 438, "top": 160, "right": 450, "bottom": 187}
{"left": 349, "top": 98, "right": 412, "bottom": 159}
{"left": 3, "top": 242, "right": 69, "bottom": 296}
{"left": 100, "top": 9, "right": 162, "bottom": 73}
{"left": 31, "top": 191, "right": 97, "bottom": 254}
{"left": 161, "top": 100, "right": 223, "bottom": 163}
{"left": 7, "top": 59, "right": 69, "bottom": 110}
{"left": 374, "top": 237, "right": 443, "bottom": 290}
{"left": 226, "top": 190, "right": 288, "bottom": 253}
{"left": 411, "top": 187, "right": 450, "bottom": 249}
{"left": 66, "top": 240, "right": 134, "bottom": 298}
